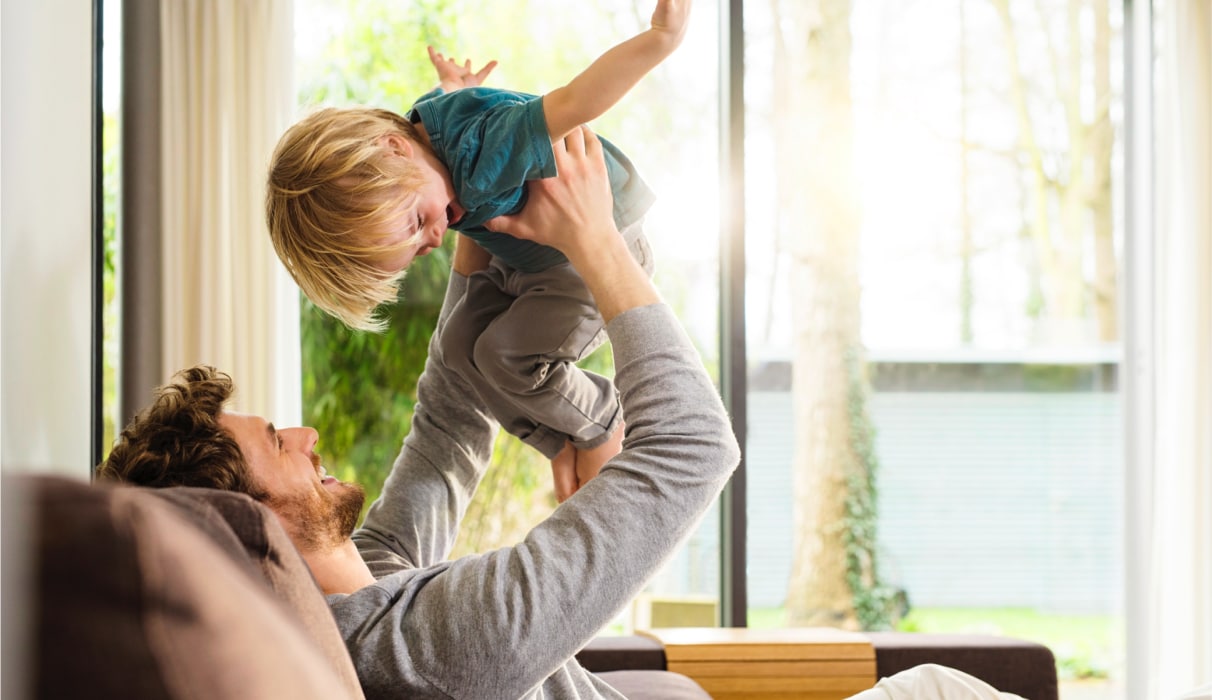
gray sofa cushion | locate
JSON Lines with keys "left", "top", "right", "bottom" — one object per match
{"left": 148, "top": 485, "right": 363, "bottom": 695}
{"left": 596, "top": 670, "right": 713, "bottom": 699}
{"left": 20, "top": 475, "right": 363, "bottom": 699}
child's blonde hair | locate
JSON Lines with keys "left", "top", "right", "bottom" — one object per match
{"left": 266, "top": 106, "right": 428, "bottom": 332}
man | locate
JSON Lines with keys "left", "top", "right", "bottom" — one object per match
{"left": 98, "top": 125, "right": 741, "bottom": 699}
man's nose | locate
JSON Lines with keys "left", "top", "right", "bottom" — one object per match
{"left": 283, "top": 426, "right": 319, "bottom": 451}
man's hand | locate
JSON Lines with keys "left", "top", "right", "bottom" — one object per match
{"left": 487, "top": 125, "right": 659, "bottom": 322}
{"left": 428, "top": 46, "right": 498, "bottom": 92}
{"left": 485, "top": 126, "right": 616, "bottom": 260}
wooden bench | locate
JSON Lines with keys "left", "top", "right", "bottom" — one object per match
{"left": 638, "top": 627, "right": 877, "bottom": 700}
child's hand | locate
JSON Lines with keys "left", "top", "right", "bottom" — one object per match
{"left": 428, "top": 46, "right": 498, "bottom": 92}
{"left": 651, "top": 0, "right": 691, "bottom": 46}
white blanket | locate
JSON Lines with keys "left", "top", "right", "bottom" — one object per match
{"left": 845, "top": 663, "right": 1028, "bottom": 700}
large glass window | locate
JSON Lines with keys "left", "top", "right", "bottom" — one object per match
{"left": 293, "top": 0, "right": 722, "bottom": 630}
{"left": 744, "top": 1, "right": 1125, "bottom": 696}
{"left": 95, "top": 0, "right": 1192, "bottom": 695}
{"left": 96, "top": 0, "right": 1138, "bottom": 692}
{"left": 100, "top": 0, "right": 123, "bottom": 462}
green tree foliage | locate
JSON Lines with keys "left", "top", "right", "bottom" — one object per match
{"left": 296, "top": 0, "right": 463, "bottom": 520}
{"left": 101, "top": 112, "right": 121, "bottom": 455}
{"left": 842, "top": 349, "right": 900, "bottom": 630}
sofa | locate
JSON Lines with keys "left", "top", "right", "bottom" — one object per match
{"left": 5, "top": 474, "right": 1057, "bottom": 699}
{"left": 3, "top": 474, "right": 710, "bottom": 699}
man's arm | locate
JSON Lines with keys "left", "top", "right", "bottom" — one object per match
{"left": 542, "top": 0, "right": 690, "bottom": 141}
{"left": 351, "top": 235, "right": 496, "bottom": 572}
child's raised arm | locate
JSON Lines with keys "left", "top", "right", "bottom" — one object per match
{"left": 542, "top": 0, "right": 690, "bottom": 141}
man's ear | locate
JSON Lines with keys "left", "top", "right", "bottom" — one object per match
{"left": 379, "top": 133, "right": 414, "bottom": 158}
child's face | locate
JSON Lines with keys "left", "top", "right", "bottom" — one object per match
{"left": 374, "top": 139, "right": 466, "bottom": 274}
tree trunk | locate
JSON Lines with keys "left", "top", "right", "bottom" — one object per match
{"left": 772, "top": 0, "right": 869, "bottom": 629}
{"left": 959, "top": 0, "right": 975, "bottom": 344}
{"left": 992, "top": 0, "right": 1118, "bottom": 342}
{"left": 1089, "top": 0, "right": 1118, "bottom": 342}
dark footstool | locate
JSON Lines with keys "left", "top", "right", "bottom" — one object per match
{"left": 865, "top": 632, "right": 1058, "bottom": 700}
{"left": 577, "top": 634, "right": 668, "bottom": 672}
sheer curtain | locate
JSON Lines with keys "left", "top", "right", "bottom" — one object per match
{"left": 159, "top": 0, "right": 301, "bottom": 425}
{"left": 1130, "top": 0, "right": 1212, "bottom": 696}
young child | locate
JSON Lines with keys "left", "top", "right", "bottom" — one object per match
{"left": 266, "top": 0, "right": 689, "bottom": 501}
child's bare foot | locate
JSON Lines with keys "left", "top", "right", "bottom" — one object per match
{"left": 572, "top": 421, "right": 626, "bottom": 495}
{"left": 550, "top": 441, "right": 577, "bottom": 503}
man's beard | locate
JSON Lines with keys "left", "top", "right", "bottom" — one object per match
{"left": 270, "top": 481, "right": 366, "bottom": 553}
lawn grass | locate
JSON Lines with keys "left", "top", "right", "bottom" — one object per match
{"left": 749, "top": 606, "right": 1121, "bottom": 680}
{"left": 898, "top": 607, "right": 1119, "bottom": 680}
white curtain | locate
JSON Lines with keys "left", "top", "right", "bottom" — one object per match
{"left": 159, "top": 0, "right": 301, "bottom": 425}
{"left": 1141, "top": 0, "right": 1212, "bottom": 696}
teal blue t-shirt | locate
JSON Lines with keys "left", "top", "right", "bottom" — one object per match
{"left": 408, "top": 87, "right": 655, "bottom": 273}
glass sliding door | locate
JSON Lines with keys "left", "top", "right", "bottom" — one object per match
{"left": 743, "top": 1, "right": 1126, "bottom": 696}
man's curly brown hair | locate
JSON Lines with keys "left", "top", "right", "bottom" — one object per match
{"left": 96, "top": 365, "right": 267, "bottom": 500}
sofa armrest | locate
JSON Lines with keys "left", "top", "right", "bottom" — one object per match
{"left": 866, "top": 632, "right": 1058, "bottom": 700}
{"left": 7, "top": 475, "right": 364, "bottom": 699}
{"left": 576, "top": 634, "right": 668, "bottom": 672}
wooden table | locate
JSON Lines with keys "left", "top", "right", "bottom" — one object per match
{"left": 638, "top": 627, "right": 876, "bottom": 700}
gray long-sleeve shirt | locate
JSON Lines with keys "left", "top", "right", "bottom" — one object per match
{"left": 329, "top": 275, "right": 740, "bottom": 699}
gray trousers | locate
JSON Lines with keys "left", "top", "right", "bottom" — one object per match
{"left": 440, "top": 222, "right": 654, "bottom": 458}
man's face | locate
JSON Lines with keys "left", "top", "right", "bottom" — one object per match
{"left": 218, "top": 411, "right": 364, "bottom": 552}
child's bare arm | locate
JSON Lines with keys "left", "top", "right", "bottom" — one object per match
{"left": 427, "top": 46, "right": 498, "bottom": 93}
{"left": 542, "top": 0, "right": 690, "bottom": 141}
